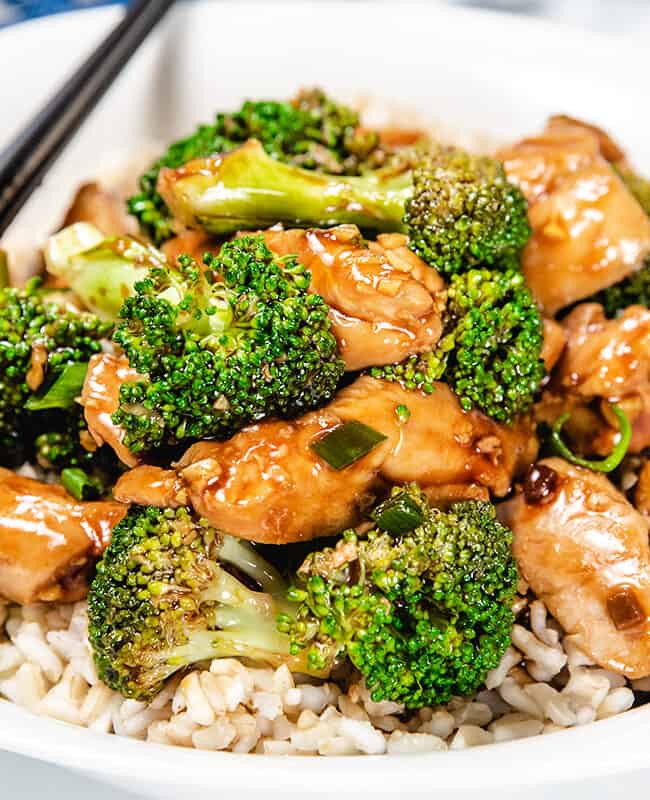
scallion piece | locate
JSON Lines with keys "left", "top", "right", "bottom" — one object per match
{"left": 61, "top": 468, "right": 103, "bottom": 501}
{"left": 372, "top": 492, "right": 425, "bottom": 536}
{"left": 311, "top": 420, "right": 387, "bottom": 470}
{"left": 552, "top": 403, "right": 631, "bottom": 473}
{"left": 25, "top": 362, "right": 88, "bottom": 411}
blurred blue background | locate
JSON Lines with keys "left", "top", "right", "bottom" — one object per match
{"left": 1, "top": 0, "right": 650, "bottom": 35}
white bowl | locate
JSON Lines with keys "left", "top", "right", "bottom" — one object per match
{"left": 0, "top": 3, "right": 648, "bottom": 798}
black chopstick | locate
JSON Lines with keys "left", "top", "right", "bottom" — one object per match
{"left": 0, "top": 0, "right": 175, "bottom": 238}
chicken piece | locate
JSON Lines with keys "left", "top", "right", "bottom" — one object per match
{"left": 557, "top": 304, "right": 650, "bottom": 399}
{"left": 80, "top": 353, "right": 142, "bottom": 468}
{"left": 162, "top": 230, "right": 213, "bottom": 264}
{"left": 62, "top": 182, "right": 133, "bottom": 238}
{"left": 377, "top": 127, "right": 425, "bottom": 148}
{"left": 111, "top": 465, "right": 188, "bottom": 508}
{"left": 545, "top": 115, "right": 627, "bottom": 165}
{"left": 331, "top": 380, "right": 536, "bottom": 496}
{"left": 541, "top": 318, "right": 566, "bottom": 373}
{"left": 0, "top": 469, "right": 126, "bottom": 605}
{"left": 422, "top": 483, "right": 490, "bottom": 509}
{"left": 262, "top": 226, "right": 445, "bottom": 370}
{"left": 543, "top": 304, "right": 650, "bottom": 453}
{"left": 499, "top": 457, "right": 650, "bottom": 678}
{"left": 497, "top": 123, "right": 650, "bottom": 314}
{"left": 115, "top": 377, "right": 537, "bottom": 544}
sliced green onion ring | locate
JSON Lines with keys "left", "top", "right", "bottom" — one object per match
{"left": 25, "top": 362, "right": 88, "bottom": 411}
{"left": 61, "top": 468, "right": 103, "bottom": 501}
{"left": 551, "top": 403, "right": 631, "bottom": 473}
{"left": 311, "top": 420, "right": 387, "bottom": 470}
{"left": 372, "top": 493, "right": 424, "bottom": 536}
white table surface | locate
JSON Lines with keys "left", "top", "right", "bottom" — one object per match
{"left": 2, "top": 1, "right": 650, "bottom": 797}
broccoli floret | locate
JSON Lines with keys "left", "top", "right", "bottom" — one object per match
{"left": 0, "top": 279, "right": 113, "bottom": 466}
{"left": 88, "top": 488, "right": 517, "bottom": 705}
{"left": 285, "top": 485, "right": 517, "bottom": 708}
{"left": 111, "top": 235, "right": 344, "bottom": 454}
{"left": 128, "top": 89, "right": 385, "bottom": 244}
{"left": 371, "top": 268, "right": 545, "bottom": 423}
{"left": 88, "top": 506, "right": 323, "bottom": 700}
{"left": 158, "top": 139, "right": 530, "bottom": 277}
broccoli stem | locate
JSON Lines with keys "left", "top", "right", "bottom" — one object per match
{"left": 219, "top": 535, "right": 287, "bottom": 597}
{"left": 166, "top": 627, "right": 295, "bottom": 670}
{"left": 44, "top": 223, "right": 165, "bottom": 321}
{"left": 200, "top": 568, "right": 279, "bottom": 617}
{"left": 159, "top": 140, "right": 411, "bottom": 236}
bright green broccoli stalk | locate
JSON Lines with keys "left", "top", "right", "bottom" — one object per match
{"left": 371, "top": 268, "right": 545, "bottom": 423}
{"left": 111, "top": 234, "right": 344, "bottom": 454}
{"left": 88, "top": 506, "right": 325, "bottom": 701}
{"left": 158, "top": 139, "right": 530, "bottom": 276}
{"left": 128, "top": 89, "right": 386, "bottom": 244}
{"left": 284, "top": 485, "right": 517, "bottom": 708}
{"left": 0, "top": 279, "right": 113, "bottom": 467}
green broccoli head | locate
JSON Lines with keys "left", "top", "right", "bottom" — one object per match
{"left": 403, "top": 146, "right": 531, "bottom": 275}
{"left": 371, "top": 268, "right": 545, "bottom": 422}
{"left": 129, "top": 89, "right": 385, "bottom": 243}
{"left": 285, "top": 485, "right": 517, "bottom": 708}
{"left": 111, "top": 234, "right": 344, "bottom": 455}
{"left": 158, "top": 138, "right": 530, "bottom": 278}
{"left": 88, "top": 506, "right": 318, "bottom": 701}
{"left": 442, "top": 268, "right": 545, "bottom": 422}
{"left": 0, "top": 279, "right": 112, "bottom": 466}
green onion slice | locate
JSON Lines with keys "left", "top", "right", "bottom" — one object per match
{"left": 25, "top": 362, "right": 88, "bottom": 411}
{"left": 552, "top": 403, "right": 631, "bottom": 473}
{"left": 311, "top": 421, "right": 387, "bottom": 470}
{"left": 61, "top": 468, "right": 103, "bottom": 501}
{"left": 372, "top": 493, "right": 425, "bottom": 536}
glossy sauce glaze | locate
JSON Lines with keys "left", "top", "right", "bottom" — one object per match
{"left": 0, "top": 468, "right": 126, "bottom": 605}
{"left": 557, "top": 303, "right": 650, "bottom": 399}
{"left": 81, "top": 353, "right": 143, "bottom": 468}
{"left": 499, "top": 457, "right": 650, "bottom": 677}
{"left": 263, "top": 226, "right": 445, "bottom": 370}
{"left": 115, "top": 376, "right": 537, "bottom": 544}
{"left": 498, "top": 122, "right": 650, "bottom": 314}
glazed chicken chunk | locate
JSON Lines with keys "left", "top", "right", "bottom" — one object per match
{"left": 115, "top": 376, "right": 537, "bottom": 544}
{"left": 545, "top": 303, "right": 650, "bottom": 453}
{"left": 80, "top": 353, "right": 143, "bottom": 468}
{"left": 0, "top": 469, "right": 126, "bottom": 605}
{"left": 162, "top": 225, "right": 446, "bottom": 371}
{"left": 498, "top": 120, "right": 650, "bottom": 314}
{"left": 499, "top": 458, "right": 650, "bottom": 679}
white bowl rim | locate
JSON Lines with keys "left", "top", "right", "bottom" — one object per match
{"left": 0, "top": 2, "right": 649, "bottom": 792}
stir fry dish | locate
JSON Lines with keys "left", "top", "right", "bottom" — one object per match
{"left": 1, "top": 92, "right": 650, "bottom": 755}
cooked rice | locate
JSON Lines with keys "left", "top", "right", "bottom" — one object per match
{"left": 0, "top": 593, "right": 637, "bottom": 755}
